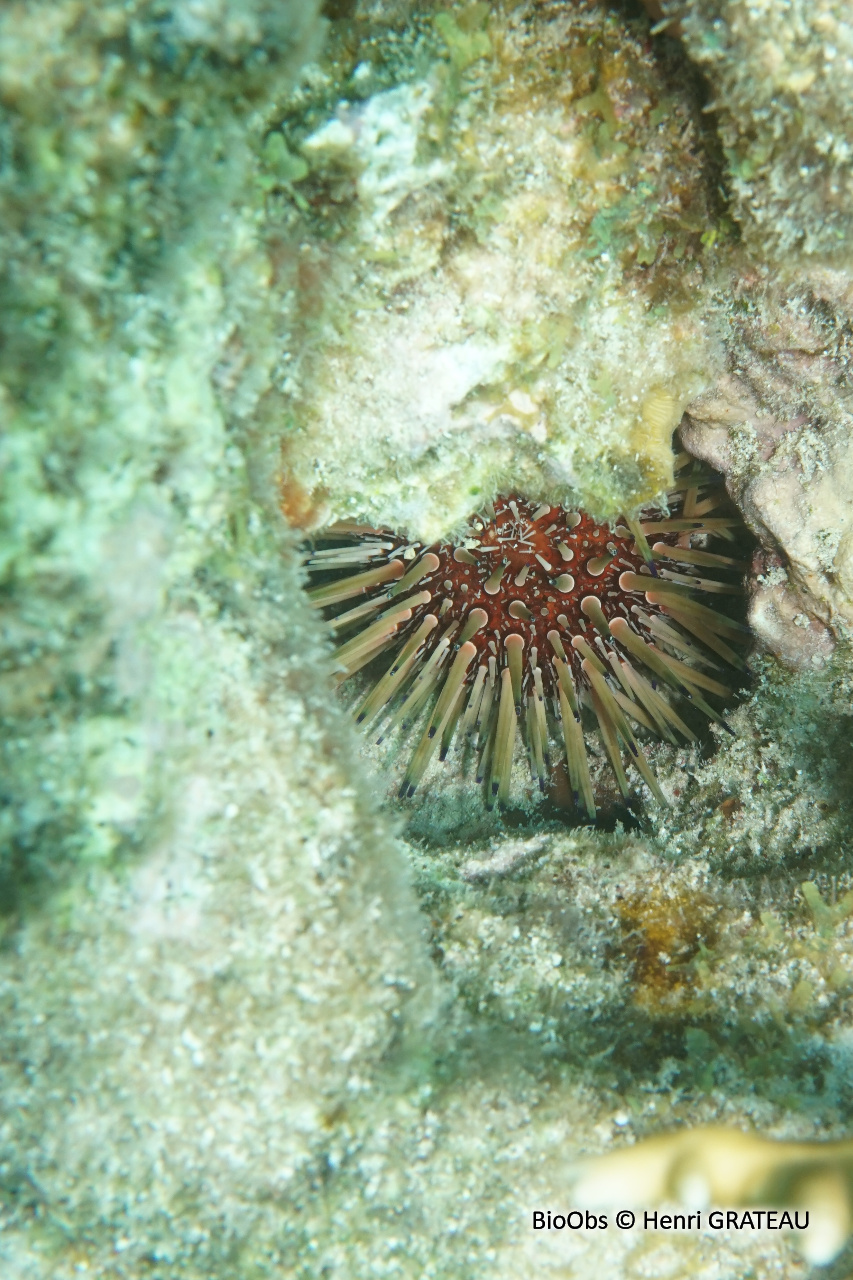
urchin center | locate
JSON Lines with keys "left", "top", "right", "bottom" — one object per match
{"left": 432, "top": 497, "right": 648, "bottom": 698}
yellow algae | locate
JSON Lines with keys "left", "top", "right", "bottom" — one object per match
{"left": 629, "top": 387, "right": 686, "bottom": 494}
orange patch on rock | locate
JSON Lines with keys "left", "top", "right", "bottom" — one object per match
{"left": 616, "top": 886, "right": 720, "bottom": 1011}
{"left": 280, "top": 473, "right": 329, "bottom": 531}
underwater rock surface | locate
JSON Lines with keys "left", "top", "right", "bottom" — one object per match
{"left": 279, "top": 0, "right": 724, "bottom": 538}
{"left": 0, "top": 2, "right": 852, "bottom": 1278}
{"left": 672, "top": 0, "right": 853, "bottom": 258}
{"left": 683, "top": 266, "right": 853, "bottom": 667}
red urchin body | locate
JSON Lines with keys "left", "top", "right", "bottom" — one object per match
{"left": 306, "top": 461, "right": 749, "bottom": 817}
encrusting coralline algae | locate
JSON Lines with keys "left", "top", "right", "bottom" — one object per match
{"left": 1, "top": 1, "right": 853, "bottom": 1277}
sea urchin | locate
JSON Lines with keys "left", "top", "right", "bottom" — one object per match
{"left": 305, "top": 455, "right": 749, "bottom": 817}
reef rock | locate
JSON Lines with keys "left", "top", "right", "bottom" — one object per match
{"left": 0, "top": 2, "right": 448, "bottom": 1274}
{"left": 682, "top": 266, "right": 853, "bottom": 666}
{"left": 278, "top": 1, "right": 724, "bottom": 539}
{"left": 2, "top": 2, "right": 853, "bottom": 1278}
{"left": 670, "top": 0, "right": 853, "bottom": 258}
